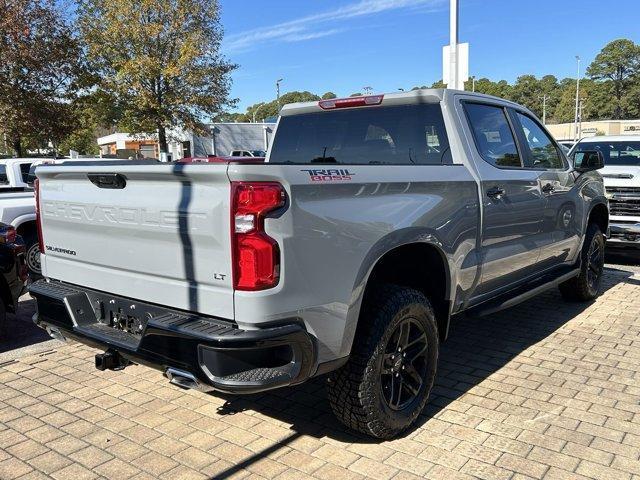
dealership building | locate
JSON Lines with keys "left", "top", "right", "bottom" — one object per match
{"left": 97, "top": 122, "right": 276, "bottom": 160}
{"left": 546, "top": 119, "right": 640, "bottom": 141}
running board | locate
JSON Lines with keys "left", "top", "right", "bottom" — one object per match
{"left": 467, "top": 268, "right": 581, "bottom": 317}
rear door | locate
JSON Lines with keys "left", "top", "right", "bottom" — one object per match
{"left": 38, "top": 162, "right": 234, "bottom": 319}
{"left": 461, "top": 102, "right": 546, "bottom": 297}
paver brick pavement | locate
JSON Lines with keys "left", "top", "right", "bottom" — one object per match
{"left": 1, "top": 261, "right": 640, "bottom": 479}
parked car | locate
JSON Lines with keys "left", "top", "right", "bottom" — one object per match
{"left": 230, "top": 149, "right": 266, "bottom": 157}
{"left": 29, "top": 90, "right": 607, "bottom": 438}
{"left": 558, "top": 140, "right": 576, "bottom": 150}
{"left": 0, "top": 222, "right": 28, "bottom": 338}
{"left": 0, "top": 157, "right": 56, "bottom": 277}
{"left": 571, "top": 135, "right": 640, "bottom": 247}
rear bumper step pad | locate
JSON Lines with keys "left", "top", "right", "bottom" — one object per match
{"left": 29, "top": 279, "right": 315, "bottom": 394}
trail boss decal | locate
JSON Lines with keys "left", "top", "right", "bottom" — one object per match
{"left": 301, "top": 169, "right": 355, "bottom": 182}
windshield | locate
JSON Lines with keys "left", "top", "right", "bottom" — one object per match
{"left": 250, "top": 150, "right": 266, "bottom": 157}
{"left": 574, "top": 141, "right": 640, "bottom": 166}
{"left": 269, "top": 104, "right": 450, "bottom": 165}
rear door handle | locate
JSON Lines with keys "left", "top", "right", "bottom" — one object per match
{"left": 486, "top": 186, "right": 506, "bottom": 198}
{"left": 542, "top": 183, "right": 555, "bottom": 193}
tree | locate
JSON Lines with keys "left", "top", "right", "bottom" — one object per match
{"left": 321, "top": 92, "right": 337, "bottom": 100}
{"left": 233, "top": 91, "right": 321, "bottom": 123}
{"left": 0, "top": 0, "right": 83, "bottom": 156}
{"left": 587, "top": 39, "right": 640, "bottom": 119}
{"left": 78, "top": 0, "right": 237, "bottom": 153}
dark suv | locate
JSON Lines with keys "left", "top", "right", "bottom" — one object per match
{"left": 0, "top": 223, "right": 28, "bottom": 337}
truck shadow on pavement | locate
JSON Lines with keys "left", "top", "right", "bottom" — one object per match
{"left": 0, "top": 296, "right": 51, "bottom": 357}
{"left": 208, "top": 262, "right": 638, "bottom": 478}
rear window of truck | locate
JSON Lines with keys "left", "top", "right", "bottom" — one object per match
{"left": 269, "top": 104, "right": 450, "bottom": 165}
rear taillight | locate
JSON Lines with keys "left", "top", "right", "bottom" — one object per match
{"left": 34, "top": 178, "right": 44, "bottom": 253}
{"left": 231, "top": 182, "right": 285, "bottom": 291}
{"left": 319, "top": 94, "right": 384, "bottom": 110}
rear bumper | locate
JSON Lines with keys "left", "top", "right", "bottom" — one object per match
{"left": 29, "top": 279, "right": 315, "bottom": 394}
{"left": 608, "top": 221, "right": 640, "bottom": 247}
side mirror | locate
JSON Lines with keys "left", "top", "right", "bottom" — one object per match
{"left": 574, "top": 150, "right": 604, "bottom": 172}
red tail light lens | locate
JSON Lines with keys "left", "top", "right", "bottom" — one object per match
{"left": 34, "top": 178, "right": 44, "bottom": 253}
{"left": 231, "top": 182, "right": 285, "bottom": 290}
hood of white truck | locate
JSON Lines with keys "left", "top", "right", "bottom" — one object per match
{"left": 600, "top": 166, "right": 640, "bottom": 189}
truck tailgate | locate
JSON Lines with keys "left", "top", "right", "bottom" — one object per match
{"left": 37, "top": 163, "right": 234, "bottom": 319}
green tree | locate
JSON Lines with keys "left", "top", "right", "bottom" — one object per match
{"left": 587, "top": 39, "right": 640, "bottom": 119}
{"left": 78, "top": 0, "right": 237, "bottom": 153}
{"left": 321, "top": 92, "right": 337, "bottom": 99}
{"left": 0, "top": 0, "right": 83, "bottom": 156}
{"left": 235, "top": 91, "right": 321, "bottom": 122}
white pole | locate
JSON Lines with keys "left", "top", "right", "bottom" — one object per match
{"left": 539, "top": 94, "right": 548, "bottom": 125}
{"left": 574, "top": 56, "right": 581, "bottom": 141}
{"left": 449, "top": 0, "right": 459, "bottom": 90}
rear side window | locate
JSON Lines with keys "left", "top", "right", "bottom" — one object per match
{"left": 19, "top": 162, "right": 32, "bottom": 182}
{"left": 515, "top": 113, "right": 564, "bottom": 169}
{"left": 269, "top": 104, "right": 450, "bottom": 165}
{"left": 0, "top": 165, "right": 8, "bottom": 185}
{"left": 464, "top": 103, "right": 521, "bottom": 168}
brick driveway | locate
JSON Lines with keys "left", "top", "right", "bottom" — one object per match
{"left": 1, "top": 261, "right": 639, "bottom": 479}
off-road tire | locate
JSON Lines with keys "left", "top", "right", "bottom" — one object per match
{"left": 559, "top": 223, "right": 605, "bottom": 301}
{"left": 327, "top": 284, "right": 439, "bottom": 439}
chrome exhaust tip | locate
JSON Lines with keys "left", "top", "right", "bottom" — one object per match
{"left": 165, "top": 368, "right": 203, "bottom": 391}
{"left": 45, "top": 326, "right": 67, "bottom": 342}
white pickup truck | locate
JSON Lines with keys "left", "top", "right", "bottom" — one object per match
{"left": 0, "top": 158, "right": 42, "bottom": 275}
{"left": 571, "top": 136, "right": 640, "bottom": 246}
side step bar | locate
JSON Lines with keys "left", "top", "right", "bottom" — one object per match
{"left": 467, "top": 268, "right": 581, "bottom": 317}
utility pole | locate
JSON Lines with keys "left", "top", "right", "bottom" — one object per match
{"left": 574, "top": 56, "right": 581, "bottom": 141}
{"left": 471, "top": 76, "right": 476, "bottom": 92}
{"left": 276, "top": 78, "right": 283, "bottom": 108}
{"left": 539, "top": 94, "right": 549, "bottom": 125}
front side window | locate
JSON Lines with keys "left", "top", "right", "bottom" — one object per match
{"left": 464, "top": 103, "right": 521, "bottom": 168}
{"left": 269, "top": 104, "right": 450, "bottom": 165}
{"left": 516, "top": 113, "right": 564, "bottom": 169}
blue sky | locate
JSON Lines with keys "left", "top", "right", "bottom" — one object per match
{"left": 221, "top": 0, "right": 640, "bottom": 111}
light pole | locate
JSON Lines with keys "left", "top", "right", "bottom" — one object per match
{"left": 252, "top": 102, "right": 266, "bottom": 123}
{"left": 539, "top": 94, "right": 549, "bottom": 125}
{"left": 276, "top": 78, "right": 283, "bottom": 108}
{"left": 574, "top": 56, "right": 581, "bottom": 141}
{"left": 471, "top": 75, "right": 476, "bottom": 92}
{"left": 363, "top": 86, "right": 373, "bottom": 95}
{"left": 578, "top": 97, "right": 586, "bottom": 138}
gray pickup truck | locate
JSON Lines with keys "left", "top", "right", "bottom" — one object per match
{"left": 30, "top": 89, "right": 608, "bottom": 438}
